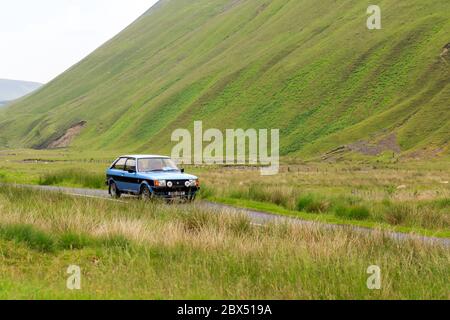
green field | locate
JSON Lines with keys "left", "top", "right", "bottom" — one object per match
{"left": 0, "top": 185, "right": 448, "bottom": 299}
{"left": 0, "top": 150, "right": 448, "bottom": 238}
{"left": 0, "top": 0, "right": 448, "bottom": 158}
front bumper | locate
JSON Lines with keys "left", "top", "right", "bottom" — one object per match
{"left": 152, "top": 186, "right": 200, "bottom": 199}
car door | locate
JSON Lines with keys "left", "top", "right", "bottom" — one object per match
{"left": 109, "top": 157, "right": 127, "bottom": 191}
{"left": 123, "top": 158, "right": 139, "bottom": 193}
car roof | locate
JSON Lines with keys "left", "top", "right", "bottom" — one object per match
{"left": 119, "top": 155, "right": 170, "bottom": 159}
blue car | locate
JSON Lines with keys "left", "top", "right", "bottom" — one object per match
{"left": 106, "top": 155, "right": 199, "bottom": 201}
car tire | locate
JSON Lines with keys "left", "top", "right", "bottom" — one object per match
{"left": 110, "top": 181, "right": 121, "bottom": 199}
{"left": 140, "top": 185, "right": 153, "bottom": 201}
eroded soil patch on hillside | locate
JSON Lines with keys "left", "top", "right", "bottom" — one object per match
{"left": 47, "top": 121, "right": 86, "bottom": 149}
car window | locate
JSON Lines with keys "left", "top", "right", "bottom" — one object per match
{"left": 138, "top": 158, "right": 179, "bottom": 172}
{"left": 125, "top": 158, "right": 137, "bottom": 172}
{"left": 112, "top": 158, "right": 127, "bottom": 171}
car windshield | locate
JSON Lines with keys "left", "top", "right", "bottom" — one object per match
{"left": 138, "top": 158, "right": 179, "bottom": 172}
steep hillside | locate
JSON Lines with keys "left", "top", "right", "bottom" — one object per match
{"left": 0, "top": 0, "right": 448, "bottom": 158}
{"left": 0, "top": 79, "right": 42, "bottom": 104}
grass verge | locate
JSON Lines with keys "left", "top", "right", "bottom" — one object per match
{"left": 209, "top": 196, "right": 450, "bottom": 238}
{"left": 0, "top": 186, "right": 448, "bottom": 299}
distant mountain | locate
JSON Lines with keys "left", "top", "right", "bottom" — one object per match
{"left": 0, "top": 0, "right": 448, "bottom": 157}
{"left": 0, "top": 79, "right": 42, "bottom": 104}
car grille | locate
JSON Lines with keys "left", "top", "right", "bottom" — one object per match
{"left": 167, "top": 180, "right": 189, "bottom": 189}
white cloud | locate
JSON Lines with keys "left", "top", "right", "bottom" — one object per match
{"left": 0, "top": 0, "right": 158, "bottom": 83}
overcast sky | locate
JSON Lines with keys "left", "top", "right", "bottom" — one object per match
{"left": 0, "top": 0, "right": 159, "bottom": 83}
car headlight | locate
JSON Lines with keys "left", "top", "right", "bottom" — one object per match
{"left": 188, "top": 179, "right": 198, "bottom": 187}
{"left": 154, "top": 180, "right": 166, "bottom": 187}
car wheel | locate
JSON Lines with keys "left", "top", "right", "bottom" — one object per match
{"left": 140, "top": 185, "right": 153, "bottom": 201}
{"left": 110, "top": 182, "right": 121, "bottom": 199}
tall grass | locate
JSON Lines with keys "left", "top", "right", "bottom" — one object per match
{"left": 296, "top": 194, "right": 330, "bottom": 213}
{"left": 0, "top": 224, "right": 55, "bottom": 252}
{"left": 229, "top": 185, "right": 299, "bottom": 209}
{"left": 0, "top": 224, "right": 131, "bottom": 252}
{"left": 38, "top": 169, "right": 104, "bottom": 189}
{"left": 198, "top": 166, "right": 449, "bottom": 232}
{"left": 2, "top": 154, "right": 449, "bottom": 234}
{"left": 334, "top": 205, "right": 370, "bottom": 220}
{"left": 0, "top": 186, "right": 448, "bottom": 299}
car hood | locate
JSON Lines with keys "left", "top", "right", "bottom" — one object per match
{"left": 138, "top": 171, "right": 198, "bottom": 180}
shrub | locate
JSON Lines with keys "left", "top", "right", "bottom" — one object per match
{"left": 227, "top": 185, "right": 298, "bottom": 210}
{"left": 39, "top": 169, "right": 104, "bottom": 189}
{"left": 334, "top": 206, "right": 370, "bottom": 220}
{"left": 247, "top": 185, "right": 270, "bottom": 203}
{"left": 59, "top": 232, "right": 92, "bottom": 250}
{"left": 297, "top": 195, "right": 329, "bottom": 213}
{"left": 382, "top": 201, "right": 412, "bottom": 226}
{"left": 0, "top": 224, "right": 55, "bottom": 252}
{"left": 434, "top": 198, "right": 450, "bottom": 209}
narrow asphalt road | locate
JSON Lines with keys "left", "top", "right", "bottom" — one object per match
{"left": 7, "top": 184, "right": 450, "bottom": 247}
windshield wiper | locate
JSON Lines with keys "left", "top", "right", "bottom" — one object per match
{"left": 142, "top": 168, "right": 178, "bottom": 172}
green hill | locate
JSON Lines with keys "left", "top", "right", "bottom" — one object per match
{"left": 0, "top": 0, "right": 449, "bottom": 158}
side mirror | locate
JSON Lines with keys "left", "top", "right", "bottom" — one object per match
{"left": 181, "top": 168, "right": 185, "bottom": 173}
{"left": 128, "top": 169, "right": 136, "bottom": 174}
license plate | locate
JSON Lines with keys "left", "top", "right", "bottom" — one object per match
{"left": 169, "top": 191, "right": 185, "bottom": 197}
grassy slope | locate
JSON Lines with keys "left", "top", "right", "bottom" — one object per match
{"left": 0, "top": 0, "right": 449, "bottom": 157}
